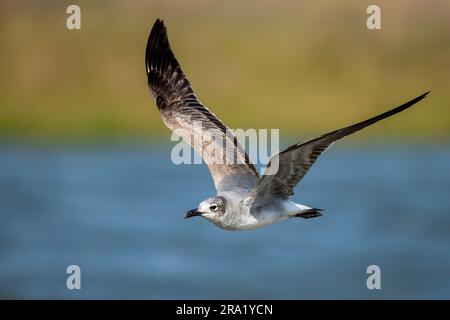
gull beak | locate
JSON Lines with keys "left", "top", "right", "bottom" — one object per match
{"left": 184, "top": 208, "right": 202, "bottom": 219}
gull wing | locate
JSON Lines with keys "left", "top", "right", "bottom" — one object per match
{"left": 146, "top": 19, "right": 259, "bottom": 192}
{"left": 249, "top": 92, "right": 429, "bottom": 207}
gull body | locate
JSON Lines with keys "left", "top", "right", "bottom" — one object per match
{"left": 145, "top": 19, "right": 428, "bottom": 231}
{"left": 195, "top": 192, "right": 310, "bottom": 231}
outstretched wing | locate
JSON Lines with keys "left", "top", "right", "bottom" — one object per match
{"left": 250, "top": 92, "right": 429, "bottom": 206}
{"left": 145, "top": 19, "right": 259, "bottom": 192}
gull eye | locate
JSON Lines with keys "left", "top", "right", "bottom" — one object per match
{"left": 209, "top": 204, "right": 218, "bottom": 212}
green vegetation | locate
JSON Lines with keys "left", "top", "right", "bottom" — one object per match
{"left": 0, "top": 1, "right": 449, "bottom": 142}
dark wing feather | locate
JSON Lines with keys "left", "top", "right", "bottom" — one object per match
{"left": 146, "top": 19, "right": 258, "bottom": 192}
{"left": 250, "top": 92, "right": 429, "bottom": 206}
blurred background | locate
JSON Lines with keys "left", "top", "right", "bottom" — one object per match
{"left": 0, "top": 0, "right": 449, "bottom": 299}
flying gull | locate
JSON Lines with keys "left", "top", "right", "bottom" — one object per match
{"left": 145, "top": 19, "right": 429, "bottom": 231}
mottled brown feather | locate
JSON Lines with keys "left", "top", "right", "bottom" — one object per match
{"left": 250, "top": 92, "right": 429, "bottom": 206}
{"left": 145, "top": 19, "right": 258, "bottom": 192}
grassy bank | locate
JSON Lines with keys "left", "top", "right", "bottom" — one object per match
{"left": 0, "top": 0, "right": 449, "bottom": 142}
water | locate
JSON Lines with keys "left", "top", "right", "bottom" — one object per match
{"left": 0, "top": 143, "right": 449, "bottom": 299}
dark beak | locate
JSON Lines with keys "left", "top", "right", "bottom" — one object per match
{"left": 184, "top": 208, "right": 202, "bottom": 219}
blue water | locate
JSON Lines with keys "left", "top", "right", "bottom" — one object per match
{"left": 0, "top": 143, "right": 449, "bottom": 299}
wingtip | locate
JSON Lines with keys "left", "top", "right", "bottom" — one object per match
{"left": 399, "top": 91, "right": 430, "bottom": 109}
{"left": 146, "top": 18, "right": 169, "bottom": 75}
{"left": 418, "top": 90, "right": 431, "bottom": 100}
{"left": 148, "top": 18, "right": 167, "bottom": 43}
{"left": 154, "top": 18, "right": 165, "bottom": 28}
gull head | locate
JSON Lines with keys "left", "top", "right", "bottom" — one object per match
{"left": 184, "top": 196, "right": 227, "bottom": 224}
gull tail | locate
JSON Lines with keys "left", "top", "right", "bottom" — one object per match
{"left": 295, "top": 208, "right": 325, "bottom": 219}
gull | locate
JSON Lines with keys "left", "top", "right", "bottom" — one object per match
{"left": 145, "top": 19, "right": 429, "bottom": 231}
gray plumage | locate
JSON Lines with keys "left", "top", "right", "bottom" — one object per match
{"left": 145, "top": 19, "right": 258, "bottom": 193}
{"left": 145, "top": 19, "right": 429, "bottom": 231}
